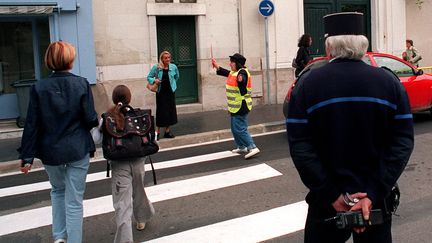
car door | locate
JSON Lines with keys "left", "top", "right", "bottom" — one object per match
{"left": 372, "top": 55, "right": 432, "bottom": 112}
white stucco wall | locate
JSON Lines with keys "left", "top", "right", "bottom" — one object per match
{"left": 92, "top": 0, "right": 153, "bottom": 114}
{"left": 406, "top": 0, "right": 432, "bottom": 67}
{"left": 92, "top": 0, "right": 302, "bottom": 111}
{"left": 370, "top": 0, "right": 406, "bottom": 56}
{"left": 91, "top": 0, "right": 411, "bottom": 113}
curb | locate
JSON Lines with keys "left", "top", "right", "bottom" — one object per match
{"left": 0, "top": 128, "right": 22, "bottom": 140}
{"left": 157, "top": 120, "right": 285, "bottom": 148}
{"left": 0, "top": 120, "right": 286, "bottom": 175}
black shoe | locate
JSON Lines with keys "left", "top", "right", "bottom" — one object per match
{"left": 164, "top": 132, "right": 175, "bottom": 138}
{"left": 156, "top": 134, "right": 159, "bottom": 141}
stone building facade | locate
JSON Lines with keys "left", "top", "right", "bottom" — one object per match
{"left": 0, "top": 0, "right": 414, "bottom": 120}
{"left": 91, "top": 0, "right": 408, "bottom": 115}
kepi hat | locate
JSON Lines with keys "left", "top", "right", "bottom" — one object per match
{"left": 324, "top": 12, "right": 364, "bottom": 37}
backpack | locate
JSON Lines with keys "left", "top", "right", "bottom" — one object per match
{"left": 102, "top": 105, "right": 159, "bottom": 183}
{"left": 102, "top": 105, "right": 159, "bottom": 160}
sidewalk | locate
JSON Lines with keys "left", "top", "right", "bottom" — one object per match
{"left": 0, "top": 104, "right": 286, "bottom": 174}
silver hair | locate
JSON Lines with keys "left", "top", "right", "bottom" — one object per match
{"left": 325, "top": 35, "right": 369, "bottom": 60}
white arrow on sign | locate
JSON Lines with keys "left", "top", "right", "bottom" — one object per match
{"left": 261, "top": 3, "right": 273, "bottom": 14}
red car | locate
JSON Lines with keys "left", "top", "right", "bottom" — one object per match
{"left": 283, "top": 52, "right": 432, "bottom": 118}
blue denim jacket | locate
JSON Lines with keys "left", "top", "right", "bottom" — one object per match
{"left": 147, "top": 63, "right": 179, "bottom": 92}
{"left": 19, "top": 72, "right": 98, "bottom": 165}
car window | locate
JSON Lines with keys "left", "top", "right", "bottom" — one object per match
{"left": 309, "top": 59, "right": 328, "bottom": 70}
{"left": 299, "top": 59, "right": 328, "bottom": 76}
{"left": 362, "top": 56, "right": 372, "bottom": 65}
{"left": 373, "top": 56, "right": 414, "bottom": 77}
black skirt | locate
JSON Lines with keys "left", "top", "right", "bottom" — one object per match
{"left": 156, "top": 69, "right": 178, "bottom": 127}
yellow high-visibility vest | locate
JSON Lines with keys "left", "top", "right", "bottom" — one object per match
{"left": 226, "top": 68, "right": 252, "bottom": 113}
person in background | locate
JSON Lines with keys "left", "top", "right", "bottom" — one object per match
{"left": 212, "top": 53, "right": 260, "bottom": 159}
{"left": 402, "top": 39, "right": 422, "bottom": 67}
{"left": 295, "top": 34, "right": 313, "bottom": 77}
{"left": 19, "top": 41, "right": 99, "bottom": 243}
{"left": 147, "top": 51, "right": 179, "bottom": 140}
{"left": 101, "top": 85, "right": 155, "bottom": 243}
{"left": 286, "top": 12, "right": 413, "bottom": 242}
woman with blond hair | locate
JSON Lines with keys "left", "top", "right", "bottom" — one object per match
{"left": 147, "top": 51, "right": 179, "bottom": 140}
{"left": 19, "top": 41, "right": 98, "bottom": 243}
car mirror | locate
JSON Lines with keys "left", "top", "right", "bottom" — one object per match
{"left": 415, "top": 69, "right": 424, "bottom": 76}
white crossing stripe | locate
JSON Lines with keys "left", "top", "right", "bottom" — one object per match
{"left": 0, "top": 172, "right": 105, "bottom": 198}
{"left": 0, "top": 151, "right": 239, "bottom": 198}
{"left": 0, "top": 130, "right": 286, "bottom": 179}
{"left": 0, "top": 164, "right": 282, "bottom": 236}
{"left": 145, "top": 151, "right": 239, "bottom": 171}
{"left": 146, "top": 201, "right": 308, "bottom": 243}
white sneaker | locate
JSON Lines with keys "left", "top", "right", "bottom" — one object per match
{"left": 54, "top": 239, "right": 66, "bottom": 243}
{"left": 245, "top": 148, "right": 260, "bottom": 159}
{"left": 136, "top": 222, "right": 146, "bottom": 231}
{"left": 231, "top": 148, "right": 248, "bottom": 153}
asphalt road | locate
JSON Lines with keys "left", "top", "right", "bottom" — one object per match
{"left": 1, "top": 115, "right": 432, "bottom": 242}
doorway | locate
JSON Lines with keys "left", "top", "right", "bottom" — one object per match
{"left": 304, "top": 0, "right": 371, "bottom": 57}
{"left": 156, "top": 16, "right": 198, "bottom": 104}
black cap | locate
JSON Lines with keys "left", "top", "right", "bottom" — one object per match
{"left": 324, "top": 12, "right": 364, "bottom": 37}
{"left": 229, "top": 53, "right": 246, "bottom": 66}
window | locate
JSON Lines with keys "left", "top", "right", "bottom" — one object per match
{"left": 0, "top": 18, "right": 50, "bottom": 94}
{"left": 362, "top": 55, "right": 372, "bottom": 65}
{"left": 373, "top": 56, "right": 414, "bottom": 77}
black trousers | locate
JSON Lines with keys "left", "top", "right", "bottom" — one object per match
{"left": 304, "top": 203, "right": 392, "bottom": 243}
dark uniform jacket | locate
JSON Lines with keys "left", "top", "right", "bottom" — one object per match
{"left": 19, "top": 72, "right": 98, "bottom": 165}
{"left": 286, "top": 58, "right": 414, "bottom": 208}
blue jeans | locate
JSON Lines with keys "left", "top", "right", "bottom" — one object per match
{"left": 230, "top": 114, "right": 256, "bottom": 150}
{"left": 44, "top": 154, "right": 90, "bottom": 243}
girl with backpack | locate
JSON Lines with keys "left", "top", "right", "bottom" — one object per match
{"left": 102, "top": 85, "right": 155, "bottom": 243}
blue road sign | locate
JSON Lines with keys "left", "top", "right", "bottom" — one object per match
{"left": 259, "top": 0, "right": 274, "bottom": 17}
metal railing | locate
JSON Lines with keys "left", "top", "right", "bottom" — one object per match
{"left": 418, "top": 66, "right": 432, "bottom": 74}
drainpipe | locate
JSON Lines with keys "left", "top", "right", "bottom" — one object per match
{"left": 51, "top": 5, "right": 62, "bottom": 41}
{"left": 237, "top": 0, "right": 243, "bottom": 54}
{"left": 57, "top": 5, "right": 62, "bottom": 41}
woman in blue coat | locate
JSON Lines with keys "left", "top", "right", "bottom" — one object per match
{"left": 147, "top": 51, "right": 180, "bottom": 140}
{"left": 19, "top": 41, "right": 98, "bottom": 243}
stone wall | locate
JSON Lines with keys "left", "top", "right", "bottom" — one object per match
{"left": 91, "top": 0, "right": 299, "bottom": 113}
{"left": 406, "top": 0, "right": 432, "bottom": 67}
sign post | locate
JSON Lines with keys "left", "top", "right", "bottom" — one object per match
{"left": 259, "top": 0, "right": 274, "bottom": 104}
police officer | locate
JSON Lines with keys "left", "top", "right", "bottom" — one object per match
{"left": 286, "top": 12, "right": 414, "bottom": 242}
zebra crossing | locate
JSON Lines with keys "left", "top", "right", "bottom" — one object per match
{"left": 0, "top": 146, "right": 308, "bottom": 242}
